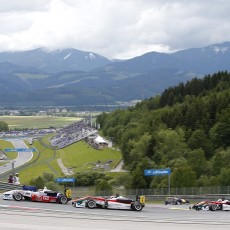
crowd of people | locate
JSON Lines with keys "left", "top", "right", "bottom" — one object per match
{"left": 50, "top": 120, "right": 98, "bottom": 149}
{"left": 84, "top": 136, "right": 101, "bottom": 150}
{"left": 8, "top": 173, "right": 20, "bottom": 185}
{"left": 0, "top": 128, "right": 56, "bottom": 139}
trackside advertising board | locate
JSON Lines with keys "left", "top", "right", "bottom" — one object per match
{"left": 4, "top": 148, "right": 37, "bottom": 152}
{"left": 56, "top": 178, "right": 76, "bottom": 183}
{"left": 144, "top": 168, "right": 171, "bottom": 176}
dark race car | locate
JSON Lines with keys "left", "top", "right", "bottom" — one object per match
{"left": 192, "top": 198, "right": 230, "bottom": 211}
{"left": 164, "top": 196, "right": 190, "bottom": 205}
{"left": 3, "top": 186, "right": 70, "bottom": 204}
{"left": 72, "top": 195, "right": 145, "bottom": 211}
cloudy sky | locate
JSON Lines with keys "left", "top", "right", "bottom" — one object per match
{"left": 0, "top": 0, "right": 230, "bottom": 59}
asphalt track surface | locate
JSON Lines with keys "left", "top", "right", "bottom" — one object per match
{"left": 0, "top": 199, "right": 229, "bottom": 230}
{"left": 0, "top": 139, "right": 33, "bottom": 174}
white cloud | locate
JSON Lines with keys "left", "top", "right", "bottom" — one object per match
{"left": 0, "top": 0, "right": 230, "bottom": 59}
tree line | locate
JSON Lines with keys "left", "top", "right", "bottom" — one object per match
{"left": 0, "top": 121, "right": 9, "bottom": 132}
{"left": 96, "top": 71, "right": 230, "bottom": 189}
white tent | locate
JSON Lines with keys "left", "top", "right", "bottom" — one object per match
{"left": 94, "top": 135, "right": 107, "bottom": 144}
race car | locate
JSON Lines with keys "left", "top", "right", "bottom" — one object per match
{"left": 192, "top": 198, "right": 230, "bottom": 211}
{"left": 2, "top": 185, "right": 37, "bottom": 201}
{"left": 72, "top": 195, "right": 145, "bottom": 211}
{"left": 2, "top": 186, "right": 69, "bottom": 204}
{"left": 164, "top": 196, "right": 190, "bottom": 205}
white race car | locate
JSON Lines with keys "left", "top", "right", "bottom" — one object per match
{"left": 2, "top": 186, "right": 69, "bottom": 204}
{"left": 72, "top": 195, "right": 145, "bottom": 211}
{"left": 2, "top": 185, "right": 36, "bottom": 201}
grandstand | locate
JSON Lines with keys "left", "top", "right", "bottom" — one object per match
{"left": 50, "top": 120, "right": 98, "bottom": 149}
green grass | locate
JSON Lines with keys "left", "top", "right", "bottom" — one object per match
{"left": 0, "top": 116, "right": 81, "bottom": 129}
{"left": 18, "top": 139, "right": 60, "bottom": 184}
{"left": 0, "top": 140, "right": 18, "bottom": 160}
{"left": 0, "top": 117, "right": 122, "bottom": 185}
{"left": 14, "top": 137, "right": 121, "bottom": 185}
{"left": 59, "top": 141, "right": 121, "bottom": 172}
{"left": 0, "top": 139, "right": 15, "bottom": 150}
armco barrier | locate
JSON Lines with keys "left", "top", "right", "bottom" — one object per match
{"left": 0, "top": 181, "right": 23, "bottom": 192}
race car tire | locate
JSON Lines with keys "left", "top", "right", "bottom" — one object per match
{"left": 132, "top": 201, "right": 143, "bottom": 211}
{"left": 13, "top": 192, "right": 23, "bottom": 201}
{"left": 209, "top": 204, "right": 218, "bottom": 211}
{"left": 172, "top": 200, "right": 177, "bottom": 205}
{"left": 87, "top": 200, "right": 96, "bottom": 209}
{"left": 58, "top": 195, "right": 68, "bottom": 204}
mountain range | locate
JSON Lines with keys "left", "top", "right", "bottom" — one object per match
{"left": 0, "top": 42, "right": 230, "bottom": 109}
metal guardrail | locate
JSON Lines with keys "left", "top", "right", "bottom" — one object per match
{"left": 0, "top": 181, "right": 23, "bottom": 192}
{"left": 70, "top": 186, "right": 230, "bottom": 199}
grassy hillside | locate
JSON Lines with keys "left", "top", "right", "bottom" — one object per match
{"left": 0, "top": 140, "right": 17, "bottom": 160}
{"left": 0, "top": 136, "right": 121, "bottom": 185}
{"left": 97, "top": 71, "right": 230, "bottom": 188}
{"left": 59, "top": 141, "right": 121, "bottom": 172}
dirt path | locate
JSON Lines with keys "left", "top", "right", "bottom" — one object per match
{"left": 110, "top": 160, "right": 128, "bottom": 172}
{"left": 57, "top": 158, "right": 73, "bottom": 175}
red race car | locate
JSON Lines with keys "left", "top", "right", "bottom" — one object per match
{"left": 72, "top": 195, "right": 145, "bottom": 211}
{"left": 192, "top": 198, "right": 230, "bottom": 211}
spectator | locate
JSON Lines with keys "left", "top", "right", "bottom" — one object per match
{"left": 13, "top": 173, "right": 20, "bottom": 185}
{"left": 8, "top": 174, "right": 13, "bottom": 183}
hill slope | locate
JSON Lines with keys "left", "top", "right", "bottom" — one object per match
{"left": 97, "top": 71, "right": 230, "bottom": 188}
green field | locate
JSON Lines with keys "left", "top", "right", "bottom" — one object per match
{"left": 0, "top": 116, "right": 81, "bottom": 129}
{"left": 59, "top": 141, "right": 121, "bottom": 172}
{"left": 0, "top": 135, "right": 122, "bottom": 185}
{"left": 0, "top": 115, "right": 122, "bottom": 186}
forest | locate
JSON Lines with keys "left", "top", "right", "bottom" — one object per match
{"left": 96, "top": 71, "right": 230, "bottom": 189}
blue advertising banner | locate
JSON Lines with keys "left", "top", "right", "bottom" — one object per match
{"left": 4, "top": 148, "right": 37, "bottom": 152}
{"left": 56, "top": 178, "right": 76, "bottom": 183}
{"left": 144, "top": 168, "right": 171, "bottom": 176}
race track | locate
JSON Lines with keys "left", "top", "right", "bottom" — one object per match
{"left": 0, "top": 199, "right": 229, "bottom": 230}
{"left": 0, "top": 139, "right": 33, "bottom": 174}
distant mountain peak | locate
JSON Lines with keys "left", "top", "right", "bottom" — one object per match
{"left": 212, "top": 46, "right": 229, "bottom": 53}
{"left": 84, "top": 52, "right": 97, "bottom": 60}
{"left": 0, "top": 41, "right": 230, "bottom": 107}
{"left": 202, "top": 41, "right": 230, "bottom": 53}
{"left": 0, "top": 47, "right": 111, "bottom": 72}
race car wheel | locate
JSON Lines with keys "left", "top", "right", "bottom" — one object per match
{"left": 132, "top": 201, "right": 143, "bottom": 211}
{"left": 58, "top": 195, "right": 68, "bottom": 204}
{"left": 13, "top": 192, "right": 23, "bottom": 201}
{"left": 209, "top": 204, "right": 218, "bottom": 211}
{"left": 87, "top": 200, "right": 96, "bottom": 209}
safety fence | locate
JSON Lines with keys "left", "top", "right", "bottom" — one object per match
{"left": 0, "top": 181, "right": 22, "bottom": 192}
{"left": 1, "top": 182, "right": 229, "bottom": 201}
{"left": 71, "top": 186, "right": 230, "bottom": 198}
